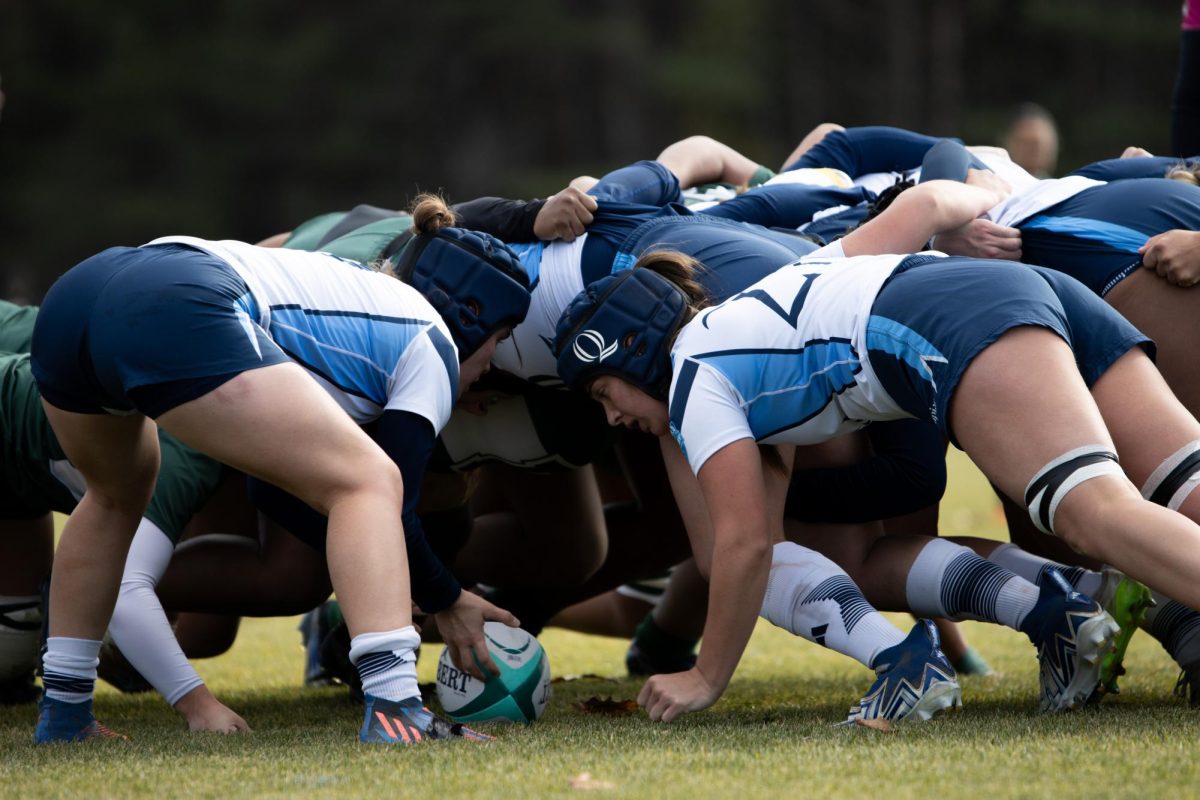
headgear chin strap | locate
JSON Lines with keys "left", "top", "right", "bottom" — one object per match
{"left": 393, "top": 227, "right": 531, "bottom": 360}
{"left": 554, "top": 269, "right": 689, "bottom": 400}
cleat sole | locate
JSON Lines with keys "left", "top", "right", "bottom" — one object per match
{"left": 1098, "top": 584, "right": 1155, "bottom": 695}
{"left": 1042, "top": 613, "right": 1119, "bottom": 713}
{"left": 899, "top": 680, "right": 962, "bottom": 724}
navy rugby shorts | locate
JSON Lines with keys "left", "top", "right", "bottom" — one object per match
{"left": 32, "top": 243, "right": 289, "bottom": 418}
{"left": 865, "top": 256, "right": 1153, "bottom": 446}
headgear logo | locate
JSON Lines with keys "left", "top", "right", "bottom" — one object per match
{"left": 572, "top": 330, "right": 618, "bottom": 364}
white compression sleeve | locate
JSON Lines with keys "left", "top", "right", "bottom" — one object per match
{"left": 107, "top": 518, "right": 205, "bottom": 707}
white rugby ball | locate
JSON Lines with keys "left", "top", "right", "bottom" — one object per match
{"left": 434, "top": 622, "right": 551, "bottom": 723}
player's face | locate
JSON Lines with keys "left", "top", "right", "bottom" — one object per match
{"left": 588, "top": 375, "right": 668, "bottom": 436}
{"left": 458, "top": 327, "right": 511, "bottom": 394}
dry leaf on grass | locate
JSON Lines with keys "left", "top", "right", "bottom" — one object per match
{"left": 573, "top": 696, "right": 639, "bottom": 716}
{"left": 569, "top": 772, "right": 615, "bottom": 791}
{"left": 853, "top": 717, "right": 893, "bottom": 732}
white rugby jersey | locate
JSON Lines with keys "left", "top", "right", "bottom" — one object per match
{"left": 668, "top": 251, "right": 922, "bottom": 475}
{"left": 492, "top": 237, "right": 587, "bottom": 385}
{"left": 147, "top": 236, "right": 458, "bottom": 430}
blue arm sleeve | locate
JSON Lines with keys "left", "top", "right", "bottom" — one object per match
{"left": 784, "top": 420, "right": 947, "bottom": 523}
{"left": 588, "top": 160, "right": 683, "bottom": 206}
{"left": 371, "top": 410, "right": 462, "bottom": 613}
{"left": 700, "top": 184, "right": 872, "bottom": 228}
{"left": 784, "top": 126, "right": 948, "bottom": 176}
{"left": 917, "top": 139, "right": 989, "bottom": 183}
{"left": 1070, "top": 156, "right": 1182, "bottom": 181}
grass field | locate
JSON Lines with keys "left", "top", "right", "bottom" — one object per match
{"left": 3, "top": 452, "right": 1198, "bottom": 799}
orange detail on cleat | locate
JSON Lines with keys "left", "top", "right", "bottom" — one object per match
{"left": 374, "top": 711, "right": 397, "bottom": 741}
{"left": 85, "top": 722, "right": 129, "bottom": 741}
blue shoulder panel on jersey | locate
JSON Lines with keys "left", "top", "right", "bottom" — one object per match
{"left": 508, "top": 242, "right": 544, "bottom": 289}
{"left": 1020, "top": 214, "right": 1149, "bottom": 254}
{"left": 268, "top": 306, "right": 428, "bottom": 402}
{"left": 693, "top": 342, "right": 861, "bottom": 440}
{"left": 668, "top": 359, "right": 701, "bottom": 460}
{"left": 425, "top": 325, "right": 460, "bottom": 403}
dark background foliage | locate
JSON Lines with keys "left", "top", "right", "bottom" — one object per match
{"left": 0, "top": 0, "right": 1183, "bottom": 300}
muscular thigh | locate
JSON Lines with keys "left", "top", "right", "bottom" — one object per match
{"left": 1105, "top": 268, "right": 1200, "bottom": 418}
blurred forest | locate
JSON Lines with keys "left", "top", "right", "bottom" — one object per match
{"left": 0, "top": 0, "right": 1185, "bottom": 300}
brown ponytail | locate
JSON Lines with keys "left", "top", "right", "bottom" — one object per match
{"left": 410, "top": 193, "right": 459, "bottom": 234}
{"left": 632, "top": 248, "right": 712, "bottom": 325}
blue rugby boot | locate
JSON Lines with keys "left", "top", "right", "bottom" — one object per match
{"left": 34, "top": 696, "right": 128, "bottom": 744}
{"left": 844, "top": 619, "right": 961, "bottom": 725}
{"left": 1019, "top": 569, "right": 1119, "bottom": 712}
{"left": 360, "top": 694, "right": 493, "bottom": 744}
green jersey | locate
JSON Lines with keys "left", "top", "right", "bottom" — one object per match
{"left": 0, "top": 352, "right": 224, "bottom": 541}
{"left": 0, "top": 301, "right": 38, "bottom": 353}
{"left": 283, "top": 206, "right": 414, "bottom": 266}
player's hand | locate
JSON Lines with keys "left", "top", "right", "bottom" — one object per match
{"left": 533, "top": 187, "right": 597, "bottom": 242}
{"left": 637, "top": 667, "right": 722, "bottom": 723}
{"left": 1121, "top": 146, "right": 1154, "bottom": 159}
{"left": 175, "top": 686, "right": 252, "bottom": 733}
{"left": 964, "top": 167, "right": 1011, "bottom": 199}
{"left": 933, "top": 218, "right": 1022, "bottom": 260}
{"left": 434, "top": 591, "right": 520, "bottom": 680}
{"left": 1140, "top": 229, "right": 1200, "bottom": 287}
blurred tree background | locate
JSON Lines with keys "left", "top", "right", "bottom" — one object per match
{"left": 0, "top": 0, "right": 1183, "bottom": 300}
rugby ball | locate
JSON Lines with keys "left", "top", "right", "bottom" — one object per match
{"left": 435, "top": 622, "right": 551, "bottom": 723}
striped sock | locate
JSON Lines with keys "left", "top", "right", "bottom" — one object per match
{"left": 1143, "top": 594, "right": 1200, "bottom": 670}
{"left": 760, "top": 542, "right": 906, "bottom": 669}
{"left": 42, "top": 637, "right": 101, "bottom": 704}
{"left": 907, "top": 539, "right": 1039, "bottom": 630}
{"left": 986, "top": 543, "right": 1103, "bottom": 597}
{"left": 349, "top": 626, "right": 420, "bottom": 703}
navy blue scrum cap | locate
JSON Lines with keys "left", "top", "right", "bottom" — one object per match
{"left": 554, "top": 268, "right": 688, "bottom": 400}
{"left": 393, "top": 227, "right": 531, "bottom": 359}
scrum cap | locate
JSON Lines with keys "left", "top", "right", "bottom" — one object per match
{"left": 554, "top": 269, "right": 688, "bottom": 400}
{"left": 393, "top": 227, "right": 531, "bottom": 359}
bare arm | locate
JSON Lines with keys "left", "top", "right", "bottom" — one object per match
{"left": 656, "top": 135, "right": 760, "bottom": 189}
{"left": 657, "top": 436, "right": 717, "bottom": 569}
{"left": 837, "top": 177, "right": 1009, "bottom": 257}
{"left": 639, "top": 437, "right": 773, "bottom": 722}
{"left": 255, "top": 232, "right": 291, "bottom": 248}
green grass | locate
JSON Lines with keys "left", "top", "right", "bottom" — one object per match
{"left": 3, "top": 452, "right": 1198, "bottom": 799}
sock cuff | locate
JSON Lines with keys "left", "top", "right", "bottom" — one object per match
{"left": 349, "top": 626, "right": 420, "bottom": 665}
{"left": 44, "top": 637, "right": 101, "bottom": 670}
{"left": 905, "top": 538, "right": 968, "bottom": 617}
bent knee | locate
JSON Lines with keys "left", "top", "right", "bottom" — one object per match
{"left": 1051, "top": 478, "right": 1142, "bottom": 552}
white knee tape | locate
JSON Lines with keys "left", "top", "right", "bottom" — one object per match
{"left": 1141, "top": 440, "right": 1200, "bottom": 512}
{"left": 1024, "top": 445, "right": 1122, "bottom": 536}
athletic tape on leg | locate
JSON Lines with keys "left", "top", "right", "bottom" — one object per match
{"left": 1141, "top": 440, "right": 1200, "bottom": 512}
{"left": 1024, "top": 445, "right": 1122, "bottom": 535}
